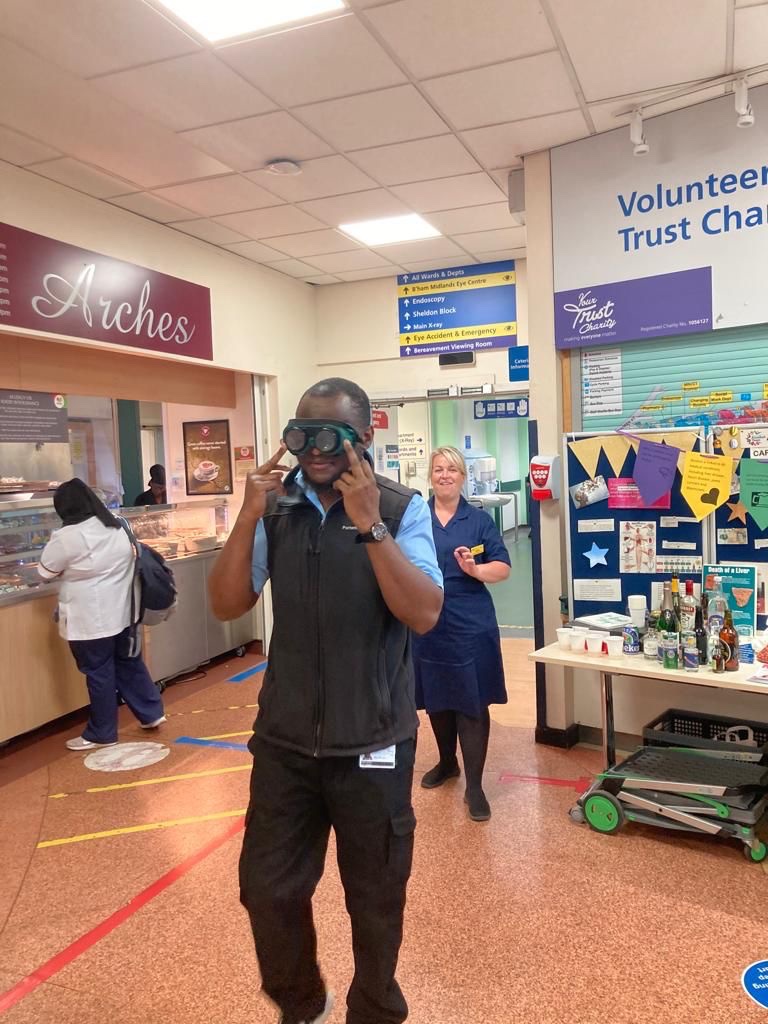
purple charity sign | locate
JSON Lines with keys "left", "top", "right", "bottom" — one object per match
{"left": 632, "top": 438, "right": 680, "bottom": 505}
{"left": 554, "top": 267, "right": 712, "bottom": 350}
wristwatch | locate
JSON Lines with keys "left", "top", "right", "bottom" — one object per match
{"left": 356, "top": 521, "right": 389, "bottom": 544}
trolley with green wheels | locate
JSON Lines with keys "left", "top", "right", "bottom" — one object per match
{"left": 571, "top": 746, "right": 768, "bottom": 864}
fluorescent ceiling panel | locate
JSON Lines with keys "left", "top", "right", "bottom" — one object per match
{"left": 339, "top": 213, "right": 440, "bottom": 246}
{"left": 157, "top": 1, "right": 346, "bottom": 42}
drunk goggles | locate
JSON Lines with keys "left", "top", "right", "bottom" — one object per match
{"left": 282, "top": 419, "right": 363, "bottom": 457}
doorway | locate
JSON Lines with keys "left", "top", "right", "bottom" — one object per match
{"left": 372, "top": 395, "right": 533, "bottom": 636}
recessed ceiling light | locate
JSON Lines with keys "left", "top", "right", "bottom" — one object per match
{"left": 156, "top": 1, "right": 346, "bottom": 42}
{"left": 339, "top": 214, "right": 441, "bottom": 247}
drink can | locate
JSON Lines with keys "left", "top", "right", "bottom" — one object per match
{"left": 622, "top": 625, "right": 640, "bottom": 655}
{"left": 683, "top": 646, "right": 699, "bottom": 672}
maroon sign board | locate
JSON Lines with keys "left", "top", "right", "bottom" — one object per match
{"left": 0, "top": 222, "right": 213, "bottom": 361}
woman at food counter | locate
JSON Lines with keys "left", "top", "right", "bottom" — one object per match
{"left": 413, "top": 447, "right": 511, "bottom": 822}
{"left": 38, "top": 478, "right": 165, "bottom": 750}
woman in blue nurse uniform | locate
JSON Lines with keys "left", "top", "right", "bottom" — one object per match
{"left": 413, "top": 446, "right": 511, "bottom": 822}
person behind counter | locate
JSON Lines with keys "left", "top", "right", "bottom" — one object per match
{"left": 38, "top": 478, "right": 166, "bottom": 750}
{"left": 414, "top": 446, "right": 511, "bottom": 822}
{"left": 134, "top": 464, "right": 167, "bottom": 505}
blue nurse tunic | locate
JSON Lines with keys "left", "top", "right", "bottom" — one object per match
{"left": 413, "top": 496, "right": 511, "bottom": 718}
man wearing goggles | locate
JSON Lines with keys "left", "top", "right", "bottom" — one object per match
{"left": 209, "top": 378, "right": 442, "bottom": 1024}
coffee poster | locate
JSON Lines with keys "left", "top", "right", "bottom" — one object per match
{"left": 183, "top": 420, "right": 233, "bottom": 496}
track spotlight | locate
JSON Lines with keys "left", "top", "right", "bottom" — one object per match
{"left": 735, "top": 78, "right": 754, "bottom": 128}
{"left": 629, "top": 109, "right": 649, "bottom": 156}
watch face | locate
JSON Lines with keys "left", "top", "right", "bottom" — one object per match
{"left": 371, "top": 521, "right": 389, "bottom": 542}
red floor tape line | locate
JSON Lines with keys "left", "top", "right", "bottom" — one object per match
{"left": 0, "top": 817, "right": 245, "bottom": 1013}
{"left": 499, "top": 772, "right": 592, "bottom": 794}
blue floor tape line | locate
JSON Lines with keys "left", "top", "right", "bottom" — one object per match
{"left": 227, "top": 660, "right": 268, "bottom": 683}
{"left": 176, "top": 737, "right": 249, "bottom": 751}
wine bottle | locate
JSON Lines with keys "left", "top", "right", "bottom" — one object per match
{"left": 658, "top": 581, "right": 679, "bottom": 635}
{"left": 694, "top": 602, "right": 708, "bottom": 666}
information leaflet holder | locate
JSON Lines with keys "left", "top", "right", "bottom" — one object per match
{"left": 563, "top": 427, "right": 709, "bottom": 623}
{"left": 712, "top": 422, "right": 768, "bottom": 635}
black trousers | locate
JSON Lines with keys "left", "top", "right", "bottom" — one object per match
{"left": 239, "top": 736, "right": 416, "bottom": 1024}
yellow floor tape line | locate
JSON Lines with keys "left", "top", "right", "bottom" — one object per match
{"left": 198, "top": 731, "right": 254, "bottom": 740}
{"left": 49, "top": 763, "right": 251, "bottom": 800}
{"left": 38, "top": 808, "right": 246, "bottom": 848}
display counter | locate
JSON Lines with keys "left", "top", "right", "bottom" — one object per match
{"left": 0, "top": 497, "right": 258, "bottom": 743}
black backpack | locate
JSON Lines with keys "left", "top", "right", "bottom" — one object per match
{"left": 119, "top": 518, "right": 178, "bottom": 627}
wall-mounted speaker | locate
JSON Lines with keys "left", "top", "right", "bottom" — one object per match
{"left": 508, "top": 168, "right": 525, "bottom": 225}
{"left": 438, "top": 352, "right": 475, "bottom": 367}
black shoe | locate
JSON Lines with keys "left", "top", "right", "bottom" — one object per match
{"left": 421, "top": 760, "right": 460, "bottom": 789}
{"left": 465, "top": 788, "right": 491, "bottom": 821}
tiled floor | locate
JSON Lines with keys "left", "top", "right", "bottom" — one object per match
{"left": 1, "top": 639, "right": 766, "bottom": 1024}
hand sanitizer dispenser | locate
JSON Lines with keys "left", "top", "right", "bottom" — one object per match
{"left": 530, "top": 455, "right": 561, "bottom": 501}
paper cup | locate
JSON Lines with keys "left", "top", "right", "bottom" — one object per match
{"left": 586, "top": 633, "right": 604, "bottom": 655}
{"left": 606, "top": 636, "right": 624, "bottom": 656}
{"left": 556, "top": 627, "right": 573, "bottom": 649}
{"left": 570, "top": 633, "right": 587, "bottom": 652}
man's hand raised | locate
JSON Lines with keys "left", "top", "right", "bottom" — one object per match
{"left": 333, "top": 441, "right": 381, "bottom": 533}
{"left": 242, "top": 445, "right": 289, "bottom": 522}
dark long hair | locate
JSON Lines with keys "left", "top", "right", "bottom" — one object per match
{"left": 53, "top": 478, "right": 119, "bottom": 529}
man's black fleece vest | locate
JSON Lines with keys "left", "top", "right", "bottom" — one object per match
{"left": 252, "top": 467, "right": 420, "bottom": 757}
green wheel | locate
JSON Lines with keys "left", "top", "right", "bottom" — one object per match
{"left": 742, "top": 842, "right": 767, "bottom": 863}
{"left": 583, "top": 791, "right": 625, "bottom": 834}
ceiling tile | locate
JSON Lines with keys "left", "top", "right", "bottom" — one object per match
{"left": 400, "top": 256, "right": 478, "bottom": 272}
{"left": 266, "top": 259, "right": 322, "bottom": 278}
{"left": 0, "top": 38, "right": 231, "bottom": 188}
{"left": 350, "top": 135, "right": 480, "bottom": 185}
{"left": 29, "top": 157, "right": 138, "bottom": 197}
{"left": 309, "top": 250, "right": 398, "bottom": 272}
{"left": 153, "top": 175, "right": 283, "bottom": 216}
{"left": 215, "top": 206, "right": 327, "bottom": 238}
{"left": 298, "top": 189, "right": 411, "bottom": 226}
{"left": 453, "top": 226, "right": 527, "bottom": 253}
{"left": 304, "top": 275, "right": 342, "bottom": 285}
{"left": 246, "top": 155, "right": 378, "bottom": 201}
{"left": 472, "top": 248, "right": 527, "bottom": 263}
{"left": 109, "top": 191, "right": 196, "bottom": 223}
{"left": 222, "top": 240, "right": 287, "bottom": 262}
{"left": 548, "top": 0, "right": 727, "bottom": 102}
{"left": 0, "top": 0, "right": 199, "bottom": 78}
{"left": 172, "top": 219, "right": 249, "bottom": 245}
{"left": 462, "top": 110, "right": 589, "bottom": 167}
{"left": 94, "top": 52, "right": 274, "bottom": 132}
{"left": 0, "top": 125, "right": 60, "bottom": 165}
{"left": 734, "top": 6, "right": 768, "bottom": 68}
{"left": 296, "top": 85, "right": 449, "bottom": 150}
{"left": 390, "top": 172, "right": 504, "bottom": 212}
{"left": 218, "top": 14, "right": 405, "bottom": 106}
{"left": 423, "top": 52, "right": 578, "bottom": 130}
{"left": 367, "top": 0, "right": 555, "bottom": 78}
{"left": 181, "top": 112, "right": 333, "bottom": 172}
{"left": 264, "top": 229, "right": 361, "bottom": 258}
{"left": 427, "top": 203, "right": 515, "bottom": 234}
{"left": 335, "top": 267, "right": 403, "bottom": 281}
{"left": 370, "top": 236, "right": 466, "bottom": 263}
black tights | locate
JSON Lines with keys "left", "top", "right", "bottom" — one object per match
{"left": 427, "top": 708, "right": 491, "bottom": 792}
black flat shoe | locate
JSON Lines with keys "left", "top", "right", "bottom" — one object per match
{"left": 421, "top": 760, "right": 460, "bottom": 789}
{"left": 465, "top": 788, "right": 491, "bottom": 821}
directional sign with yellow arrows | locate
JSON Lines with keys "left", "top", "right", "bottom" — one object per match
{"left": 398, "top": 260, "right": 517, "bottom": 358}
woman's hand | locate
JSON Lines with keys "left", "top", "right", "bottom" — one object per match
{"left": 454, "top": 546, "right": 479, "bottom": 578}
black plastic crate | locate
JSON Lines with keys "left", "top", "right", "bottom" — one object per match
{"left": 643, "top": 708, "right": 768, "bottom": 753}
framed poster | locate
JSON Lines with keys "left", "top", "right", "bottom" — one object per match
{"left": 183, "top": 420, "right": 233, "bottom": 496}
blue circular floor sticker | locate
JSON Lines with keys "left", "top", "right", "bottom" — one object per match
{"left": 742, "top": 960, "right": 768, "bottom": 1008}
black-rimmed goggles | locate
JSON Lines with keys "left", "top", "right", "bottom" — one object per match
{"left": 282, "top": 418, "right": 363, "bottom": 457}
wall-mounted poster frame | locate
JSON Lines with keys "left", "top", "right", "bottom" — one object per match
{"left": 563, "top": 426, "right": 710, "bottom": 621}
{"left": 183, "top": 419, "right": 233, "bottom": 496}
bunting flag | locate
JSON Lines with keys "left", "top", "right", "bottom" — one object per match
{"left": 739, "top": 458, "right": 768, "bottom": 531}
{"left": 600, "top": 434, "right": 632, "bottom": 477}
{"left": 680, "top": 450, "right": 734, "bottom": 521}
{"left": 568, "top": 437, "right": 603, "bottom": 480}
{"left": 633, "top": 439, "right": 679, "bottom": 505}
